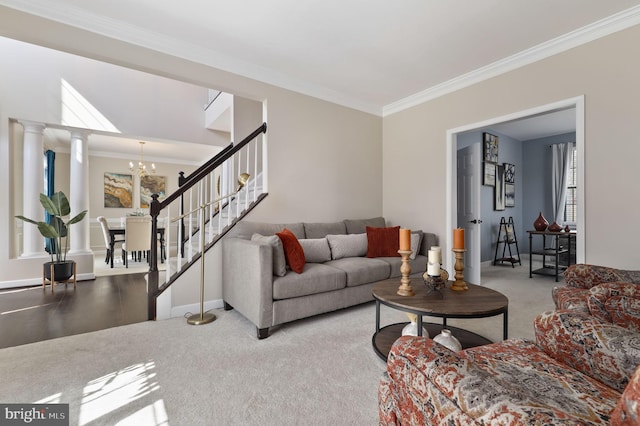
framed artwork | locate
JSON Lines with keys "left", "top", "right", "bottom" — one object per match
{"left": 483, "top": 132, "right": 499, "bottom": 163}
{"left": 483, "top": 162, "right": 496, "bottom": 186}
{"left": 494, "top": 164, "right": 505, "bottom": 211}
{"left": 505, "top": 183, "right": 515, "bottom": 207}
{"left": 140, "top": 175, "right": 166, "bottom": 208}
{"left": 504, "top": 163, "right": 515, "bottom": 183}
{"left": 104, "top": 172, "right": 133, "bottom": 208}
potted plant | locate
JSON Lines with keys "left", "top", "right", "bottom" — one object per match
{"left": 16, "top": 191, "right": 87, "bottom": 282}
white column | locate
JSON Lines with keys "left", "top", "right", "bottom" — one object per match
{"left": 19, "top": 121, "right": 47, "bottom": 258}
{"left": 68, "top": 130, "right": 91, "bottom": 254}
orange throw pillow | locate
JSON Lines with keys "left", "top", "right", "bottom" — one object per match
{"left": 366, "top": 226, "right": 401, "bottom": 258}
{"left": 276, "top": 228, "right": 306, "bottom": 273}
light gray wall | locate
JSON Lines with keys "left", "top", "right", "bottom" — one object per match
{"left": 457, "top": 130, "right": 523, "bottom": 262}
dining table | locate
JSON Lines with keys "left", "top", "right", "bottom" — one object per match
{"left": 109, "top": 227, "right": 166, "bottom": 268}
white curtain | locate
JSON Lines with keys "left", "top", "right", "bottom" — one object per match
{"left": 551, "top": 142, "right": 574, "bottom": 223}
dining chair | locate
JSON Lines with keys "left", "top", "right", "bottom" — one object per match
{"left": 122, "top": 216, "right": 152, "bottom": 268}
{"left": 97, "top": 216, "right": 124, "bottom": 265}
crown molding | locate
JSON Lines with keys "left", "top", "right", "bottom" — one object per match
{"left": 383, "top": 5, "right": 640, "bottom": 117}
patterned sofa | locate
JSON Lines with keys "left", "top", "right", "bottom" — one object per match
{"left": 553, "top": 264, "right": 640, "bottom": 325}
{"left": 378, "top": 309, "right": 640, "bottom": 425}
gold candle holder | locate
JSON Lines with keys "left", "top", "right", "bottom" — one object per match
{"left": 451, "top": 248, "right": 468, "bottom": 291}
{"left": 397, "top": 249, "right": 415, "bottom": 296}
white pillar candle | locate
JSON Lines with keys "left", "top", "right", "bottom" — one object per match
{"left": 427, "top": 262, "right": 440, "bottom": 276}
{"left": 430, "top": 246, "right": 441, "bottom": 264}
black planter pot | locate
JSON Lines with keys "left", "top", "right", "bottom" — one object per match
{"left": 44, "top": 261, "right": 75, "bottom": 282}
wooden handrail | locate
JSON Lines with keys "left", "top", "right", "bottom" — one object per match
{"left": 152, "top": 122, "right": 266, "bottom": 213}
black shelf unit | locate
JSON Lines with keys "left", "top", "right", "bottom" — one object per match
{"left": 528, "top": 230, "right": 576, "bottom": 282}
{"left": 493, "top": 217, "right": 521, "bottom": 268}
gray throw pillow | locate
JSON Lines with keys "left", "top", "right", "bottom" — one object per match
{"left": 251, "top": 233, "right": 287, "bottom": 277}
{"left": 410, "top": 232, "right": 423, "bottom": 260}
{"left": 299, "top": 238, "right": 332, "bottom": 263}
{"left": 326, "top": 233, "right": 368, "bottom": 260}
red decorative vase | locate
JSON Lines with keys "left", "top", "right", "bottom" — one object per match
{"left": 533, "top": 212, "right": 549, "bottom": 231}
{"left": 564, "top": 225, "right": 571, "bottom": 232}
{"left": 548, "top": 221, "right": 562, "bottom": 232}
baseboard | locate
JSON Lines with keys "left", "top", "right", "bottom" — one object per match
{"left": 169, "top": 299, "right": 225, "bottom": 319}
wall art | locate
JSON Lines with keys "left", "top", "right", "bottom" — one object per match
{"left": 494, "top": 164, "right": 505, "bottom": 211}
{"left": 104, "top": 172, "right": 133, "bottom": 208}
{"left": 140, "top": 175, "right": 166, "bottom": 208}
{"left": 483, "top": 162, "right": 496, "bottom": 186}
{"left": 504, "top": 163, "right": 515, "bottom": 183}
{"left": 483, "top": 132, "right": 499, "bottom": 163}
{"left": 505, "top": 183, "right": 515, "bottom": 207}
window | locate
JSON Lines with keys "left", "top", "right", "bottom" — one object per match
{"left": 564, "top": 145, "right": 577, "bottom": 223}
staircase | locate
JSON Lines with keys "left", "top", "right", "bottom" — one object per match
{"left": 146, "top": 123, "right": 268, "bottom": 320}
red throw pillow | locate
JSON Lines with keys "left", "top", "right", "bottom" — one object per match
{"left": 276, "top": 228, "right": 306, "bottom": 274}
{"left": 366, "top": 226, "right": 400, "bottom": 258}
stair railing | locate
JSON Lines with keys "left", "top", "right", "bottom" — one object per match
{"left": 147, "top": 123, "right": 267, "bottom": 320}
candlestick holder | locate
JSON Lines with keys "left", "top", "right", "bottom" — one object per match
{"left": 397, "top": 250, "right": 415, "bottom": 296}
{"left": 451, "top": 248, "right": 468, "bottom": 291}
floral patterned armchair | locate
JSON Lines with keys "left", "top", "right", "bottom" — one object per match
{"left": 379, "top": 310, "right": 640, "bottom": 425}
{"left": 553, "top": 264, "right": 640, "bottom": 332}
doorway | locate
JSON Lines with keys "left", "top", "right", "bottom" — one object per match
{"left": 446, "top": 96, "right": 585, "bottom": 283}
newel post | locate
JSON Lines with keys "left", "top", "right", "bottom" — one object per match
{"left": 148, "top": 193, "right": 161, "bottom": 320}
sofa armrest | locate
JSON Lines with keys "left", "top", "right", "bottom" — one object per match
{"left": 534, "top": 310, "right": 640, "bottom": 392}
{"left": 222, "top": 237, "right": 274, "bottom": 330}
{"left": 564, "top": 264, "right": 640, "bottom": 289}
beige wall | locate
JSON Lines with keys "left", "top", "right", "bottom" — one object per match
{"left": 0, "top": 8, "right": 383, "bottom": 292}
{"left": 383, "top": 23, "right": 640, "bottom": 269}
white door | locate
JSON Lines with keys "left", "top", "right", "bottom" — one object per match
{"left": 456, "top": 144, "right": 482, "bottom": 284}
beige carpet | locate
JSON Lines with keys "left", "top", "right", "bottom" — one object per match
{"left": 0, "top": 258, "right": 560, "bottom": 425}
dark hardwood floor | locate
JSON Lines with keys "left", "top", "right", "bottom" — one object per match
{"left": 0, "top": 273, "right": 148, "bottom": 349}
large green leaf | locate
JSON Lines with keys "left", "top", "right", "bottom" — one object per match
{"left": 15, "top": 215, "right": 38, "bottom": 225}
{"left": 39, "top": 193, "right": 60, "bottom": 217}
{"left": 36, "top": 222, "right": 59, "bottom": 239}
{"left": 52, "top": 191, "right": 71, "bottom": 217}
{"left": 67, "top": 210, "right": 87, "bottom": 226}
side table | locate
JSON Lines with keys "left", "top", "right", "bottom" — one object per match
{"left": 528, "top": 230, "right": 576, "bottom": 282}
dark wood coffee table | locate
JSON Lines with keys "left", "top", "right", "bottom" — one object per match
{"left": 372, "top": 278, "right": 509, "bottom": 360}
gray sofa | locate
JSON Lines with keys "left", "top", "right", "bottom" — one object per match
{"left": 222, "top": 217, "right": 437, "bottom": 338}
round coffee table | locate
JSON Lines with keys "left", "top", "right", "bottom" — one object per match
{"left": 372, "top": 278, "right": 509, "bottom": 360}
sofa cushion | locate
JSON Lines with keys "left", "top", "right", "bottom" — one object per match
{"left": 251, "top": 233, "right": 287, "bottom": 277}
{"left": 272, "top": 263, "right": 346, "bottom": 300}
{"left": 325, "top": 257, "right": 390, "bottom": 287}
{"left": 344, "top": 217, "right": 385, "bottom": 234}
{"left": 230, "top": 221, "right": 305, "bottom": 239}
{"left": 366, "top": 226, "right": 400, "bottom": 258}
{"left": 299, "top": 238, "right": 332, "bottom": 263}
{"left": 303, "top": 221, "right": 346, "bottom": 239}
{"left": 276, "top": 228, "right": 306, "bottom": 274}
{"left": 326, "top": 233, "right": 367, "bottom": 260}
{"left": 587, "top": 282, "right": 640, "bottom": 332}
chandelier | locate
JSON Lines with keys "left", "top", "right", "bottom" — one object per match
{"left": 129, "top": 141, "right": 155, "bottom": 178}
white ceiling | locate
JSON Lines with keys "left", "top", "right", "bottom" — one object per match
{"left": 4, "top": 1, "right": 640, "bottom": 150}
{"left": 3, "top": 0, "right": 639, "bottom": 115}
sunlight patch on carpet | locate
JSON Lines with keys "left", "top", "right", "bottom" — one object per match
{"left": 79, "top": 360, "right": 162, "bottom": 425}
